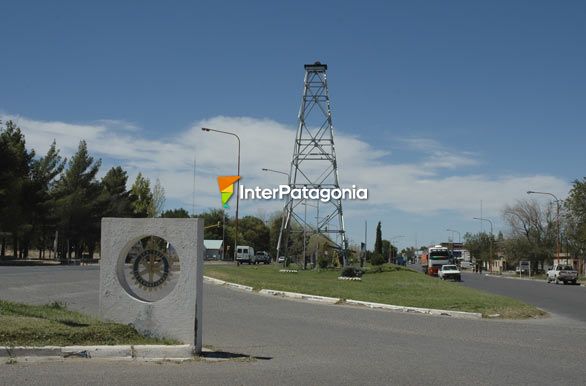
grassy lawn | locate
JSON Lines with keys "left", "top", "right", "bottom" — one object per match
{"left": 204, "top": 264, "right": 545, "bottom": 319}
{"left": 0, "top": 300, "right": 178, "bottom": 346}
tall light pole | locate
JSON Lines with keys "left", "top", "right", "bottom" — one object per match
{"left": 446, "top": 229, "right": 461, "bottom": 244}
{"left": 527, "top": 190, "right": 561, "bottom": 263}
{"left": 262, "top": 168, "right": 289, "bottom": 264}
{"left": 473, "top": 217, "right": 493, "bottom": 272}
{"left": 389, "top": 235, "right": 405, "bottom": 263}
{"left": 202, "top": 127, "right": 240, "bottom": 261}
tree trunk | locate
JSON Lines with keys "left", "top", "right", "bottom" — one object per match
{"left": 12, "top": 235, "right": 18, "bottom": 258}
{"left": 1, "top": 237, "right": 5, "bottom": 257}
{"left": 88, "top": 244, "right": 95, "bottom": 262}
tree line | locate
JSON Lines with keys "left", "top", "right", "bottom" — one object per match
{"left": 0, "top": 120, "right": 308, "bottom": 262}
{"left": 464, "top": 182, "right": 586, "bottom": 272}
{"left": 0, "top": 120, "right": 166, "bottom": 260}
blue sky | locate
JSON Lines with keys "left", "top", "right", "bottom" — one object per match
{"left": 1, "top": 0, "right": 584, "bottom": 250}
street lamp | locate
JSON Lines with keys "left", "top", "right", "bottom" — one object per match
{"left": 202, "top": 127, "right": 241, "bottom": 261}
{"left": 527, "top": 190, "right": 561, "bottom": 263}
{"left": 389, "top": 235, "right": 405, "bottom": 263}
{"left": 262, "top": 168, "right": 291, "bottom": 265}
{"left": 261, "top": 168, "right": 289, "bottom": 177}
{"left": 446, "top": 229, "right": 461, "bottom": 243}
{"left": 473, "top": 217, "right": 493, "bottom": 272}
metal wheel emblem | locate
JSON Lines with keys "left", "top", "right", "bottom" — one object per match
{"left": 132, "top": 249, "right": 170, "bottom": 289}
{"left": 120, "top": 236, "right": 181, "bottom": 301}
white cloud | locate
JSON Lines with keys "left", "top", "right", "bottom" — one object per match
{"left": 1, "top": 113, "right": 570, "bottom": 223}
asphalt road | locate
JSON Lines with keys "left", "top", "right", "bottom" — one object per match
{"left": 458, "top": 272, "right": 586, "bottom": 323}
{"left": 407, "top": 263, "right": 586, "bottom": 323}
{"left": 1, "top": 265, "right": 586, "bottom": 385}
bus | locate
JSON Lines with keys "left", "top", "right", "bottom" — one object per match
{"left": 426, "top": 245, "right": 452, "bottom": 276}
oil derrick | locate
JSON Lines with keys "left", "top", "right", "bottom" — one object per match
{"left": 276, "top": 62, "right": 348, "bottom": 266}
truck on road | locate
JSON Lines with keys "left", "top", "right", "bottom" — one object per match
{"left": 423, "top": 245, "right": 452, "bottom": 276}
{"left": 546, "top": 264, "right": 578, "bottom": 285}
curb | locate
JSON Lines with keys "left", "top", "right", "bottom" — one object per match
{"left": 62, "top": 345, "right": 132, "bottom": 360}
{"left": 225, "top": 282, "right": 254, "bottom": 292}
{"left": 205, "top": 276, "right": 483, "bottom": 320}
{"left": 1, "top": 345, "right": 196, "bottom": 362}
{"left": 204, "top": 275, "right": 253, "bottom": 292}
{"left": 259, "top": 289, "right": 339, "bottom": 304}
{"left": 484, "top": 274, "right": 540, "bottom": 282}
{"left": 203, "top": 277, "right": 226, "bottom": 286}
{"left": 133, "top": 344, "right": 194, "bottom": 361}
{"left": 344, "top": 299, "right": 482, "bottom": 320}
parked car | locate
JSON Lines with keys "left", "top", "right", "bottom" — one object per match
{"left": 277, "top": 256, "right": 286, "bottom": 264}
{"left": 546, "top": 265, "right": 578, "bottom": 285}
{"left": 438, "top": 264, "right": 461, "bottom": 281}
{"left": 236, "top": 245, "right": 255, "bottom": 265}
{"left": 517, "top": 260, "right": 530, "bottom": 274}
{"left": 254, "top": 251, "right": 271, "bottom": 264}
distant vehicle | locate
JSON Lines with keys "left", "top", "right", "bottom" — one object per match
{"left": 420, "top": 253, "right": 429, "bottom": 273}
{"left": 460, "top": 261, "right": 473, "bottom": 270}
{"left": 517, "top": 260, "right": 530, "bottom": 274}
{"left": 254, "top": 251, "right": 271, "bottom": 264}
{"left": 277, "top": 256, "right": 286, "bottom": 264}
{"left": 425, "top": 245, "right": 452, "bottom": 276}
{"left": 438, "top": 265, "right": 461, "bottom": 281}
{"left": 236, "top": 246, "right": 255, "bottom": 265}
{"left": 546, "top": 265, "right": 578, "bottom": 285}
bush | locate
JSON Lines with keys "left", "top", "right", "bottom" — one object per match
{"left": 370, "top": 253, "right": 385, "bottom": 266}
{"left": 340, "top": 266, "right": 364, "bottom": 278}
{"left": 364, "top": 264, "right": 418, "bottom": 274}
{"left": 317, "top": 255, "right": 329, "bottom": 269}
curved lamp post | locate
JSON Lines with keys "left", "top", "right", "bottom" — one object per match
{"left": 202, "top": 127, "right": 240, "bottom": 261}
{"left": 527, "top": 190, "right": 561, "bottom": 262}
{"left": 473, "top": 217, "right": 493, "bottom": 272}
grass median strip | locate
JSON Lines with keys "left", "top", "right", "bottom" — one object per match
{"left": 0, "top": 300, "right": 178, "bottom": 346}
{"left": 204, "top": 264, "right": 546, "bottom": 319}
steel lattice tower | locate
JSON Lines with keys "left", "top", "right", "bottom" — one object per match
{"left": 277, "top": 62, "right": 348, "bottom": 266}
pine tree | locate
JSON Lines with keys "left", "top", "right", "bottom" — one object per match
{"left": 53, "top": 140, "right": 102, "bottom": 260}
{"left": 30, "top": 140, "right": 66, "bottom": 258}
{"left": 0, "top": 121, "right": 35, "bottom": 258}
{"left": 101, "top": 166, "right": 132, "bottom": 218}
{"left": 374, "top": 221, "right": 383, "bottom": 255}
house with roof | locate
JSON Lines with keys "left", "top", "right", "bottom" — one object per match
{"left": 204, "top": 240, "right": 224, "bottom": 260}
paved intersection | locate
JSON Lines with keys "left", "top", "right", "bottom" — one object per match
{"left": 1, "top": 265, "right": 585, "bottom": 385}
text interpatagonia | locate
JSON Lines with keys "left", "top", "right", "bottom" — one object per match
{"left": 239, "top": 184, "right": 368, "bottom": 202}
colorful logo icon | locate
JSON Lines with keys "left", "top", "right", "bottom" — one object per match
{"left": 217, "top": 176, "right": 240, "bottom": 209}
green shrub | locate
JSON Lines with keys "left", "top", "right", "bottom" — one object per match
{"left": 364, "top": 264, "right": 418, "bottom": 275}
{"left": 370, "top": 253, "right": 385, "bottom": 266}
{"left": 340, "top": 266, "right": 364, "bottom": 278}
{"left": 317, "top": 255, "right": 329, "bottom": 269}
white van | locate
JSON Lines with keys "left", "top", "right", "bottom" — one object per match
{"left": 236, "top": 246, "right": 255, "bottom": 264}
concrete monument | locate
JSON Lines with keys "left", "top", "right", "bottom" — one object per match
{"left": 99, "top": 218, "right": 203, "bottom": 353}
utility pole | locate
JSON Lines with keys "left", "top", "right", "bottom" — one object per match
{"left": 473, "top": 217, "right": 493, "bottom": 272}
